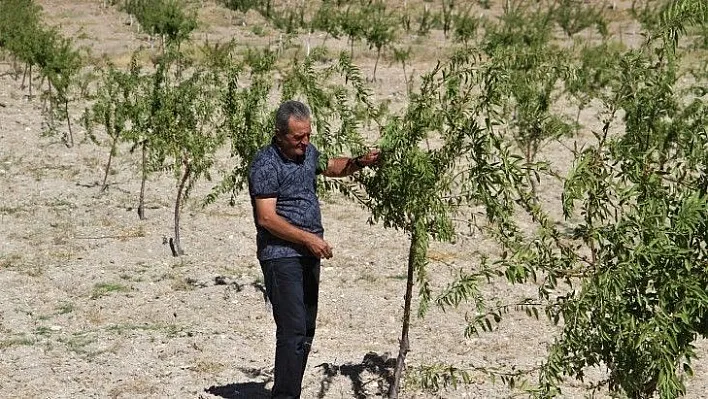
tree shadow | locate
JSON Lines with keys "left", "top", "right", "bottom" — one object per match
{"left": 316, "top": 351, "right": 396, "bottom": 399}
{"left": 252, "top": 281, "right": 268, "bottom": 303}
{"left": 205, "top": 367, "right": 272, "bottom": 399}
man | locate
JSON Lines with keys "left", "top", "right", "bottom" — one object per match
{"left": 248, "top": 100, "right": 379, "bottom": 398}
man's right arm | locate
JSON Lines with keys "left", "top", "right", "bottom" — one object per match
{"left": 254, "top": 197, "right": 333, "bottom": 259}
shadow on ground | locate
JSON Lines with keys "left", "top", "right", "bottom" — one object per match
{"left": 316, "top": 351, "right": 396, "bottom": 399}
{"left": 205, "top": 367, "right": 272, "bottom": 398}
{"left": 205, "top": 381, "right": 270, "bottom": 398}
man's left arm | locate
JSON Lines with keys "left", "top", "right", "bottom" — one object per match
{"left": 321, "top": 150, "right": 380, "bottom": 178}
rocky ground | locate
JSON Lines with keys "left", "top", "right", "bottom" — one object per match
{"left": 1, "top": 1, "right": 707, "bottom": 398}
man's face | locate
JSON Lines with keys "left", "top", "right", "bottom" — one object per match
{"left": 279, "top": 117, "right": 311, "bottom": 160}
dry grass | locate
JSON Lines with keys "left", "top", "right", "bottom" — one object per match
{"left": 0, "top": 335, "right": 35, "bottom": 349}
{"left": 90, "top": 282, "right": 131, "bottom": 299}
{"left": 107, "top": 377, "right": 160, "bottom": 398}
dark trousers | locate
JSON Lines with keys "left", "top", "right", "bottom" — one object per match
{"left": 260, "top": 256, "right": 321, "bottom": 399}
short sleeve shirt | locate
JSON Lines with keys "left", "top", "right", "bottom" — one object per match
{"left": 248, "top": 138, "right": 324, "bottom": 260}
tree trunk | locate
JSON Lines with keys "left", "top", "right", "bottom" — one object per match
{"left": 575, "top": 105, "right": 583, "bottom": 136}
{"left": 12, "top": 59, "right": 20, "bottom": 80}
{"left": 373, "top": 47, "right": 381, "bottom": 82}
{"left": 305, "top": 32, "right": 311, "bottom": 57}
{"left": 525, "top": 143, "right": 537, "bottom": 196}
{"left": 389, "top": 225, "right": 426, "bottom": 398}
{"left": 28, "top": 65, "right": 33, "bottom": 98}
{"left": 38, "top": 76, "right": 48, "bottom": 114}
{"left": 137, "top": 141, "right": 147, "bottom": 220}
{"left": 20, "top": 63, "right": 28, "bottom": 88}
{"left": 170, "top": 161, "right": 192, "bottom": 257}
{"left": 100, "top": 136, "right": 118, "bottom": 193}
{"left": 402, "top": 62, "right": 409, "bottom": 93}
{"left": 41, "top": 79, "right": 48, "bottom": 114}
{"left": 46, "top": 82, "right": 54, "bottom": 127}
{"left": 64, "top": 99, "right": 74, "bottom": 147}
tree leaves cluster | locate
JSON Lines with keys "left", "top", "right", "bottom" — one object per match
{"left": 480, "top": 1, "right": 708, "bottom": 398}
{"left": 122, "top": 0, "right": 197, "bottom": 48}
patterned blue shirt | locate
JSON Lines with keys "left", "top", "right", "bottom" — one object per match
{"left": 248, "top": 138, "right": 324, "bottom": 260}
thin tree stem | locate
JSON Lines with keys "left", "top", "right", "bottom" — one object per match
{"left": 100, "top": 137, "right": 117, "bottom": 193}
{"left": 20, "top": 63, "right": 27, "bottom": 88}
{"left": 402, "top": 62, "right": 409, "bottom": 93}
{"left": 171, "top": 160, "right": 191, "bottom": 257}
{"left": 526, "top": 143, "right": 537, "bottom": 196}
{"left": 46, "top": 81, "right": 54, "bottom": 126}
{"left": 65, "top": 99, "right": 74, "bottom": 147}
{"left": 389, "top": 225, "right": 424, "bottom": 398}
{"left": 575, "top": 105, "right": 582, "bottom": 136}
{"left": 138, "top": 141, "right": 147, "bottom": 220}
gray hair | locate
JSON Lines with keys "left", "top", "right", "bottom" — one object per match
{"left": 275, "top": 100, "right": 311, "bottom": 136}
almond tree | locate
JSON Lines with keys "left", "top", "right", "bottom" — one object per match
{"left": 83, "top": 57, "right": 142, "bottom": 193}
{"left": 204, "top": 46, "right": 278, "bottom": 206}
{"left": 552, "top": 0, "right": 608, "bottom": 38}
{"left": 482, "top": 2, "right": 574, "bottom": 195}
{"left": 0, "top": 0, "right": 41, "bottom": 82}
{"left": 146, "top": 50, "right": 223, "bottom": 256}
{"left": 361, "top": 1, "right": 397, "bottom": 81}
{"left": 527, "top": 1, "right": 708, "bottom": 396}
{"left": 44, "top": 35, "right": 81, "bottom": 147}
{"left": 462, "top": 1, "right": 708, "bottom": 397}
{"left": 0, "top": 0, "right": 82, "bottom": 146}
{"left": 358, "top": 51, "right": 527, "bottom": 398}
{"left": 122, "top": 0, "right": 197, "bottom": 51}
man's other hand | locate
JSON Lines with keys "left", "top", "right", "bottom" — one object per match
{"left": 306, "top": 235, "right": 333, "bottom": 259}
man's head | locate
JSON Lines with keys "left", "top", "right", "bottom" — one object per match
{"left": 275, "top": 100, "right": 312, "bottom": 160}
